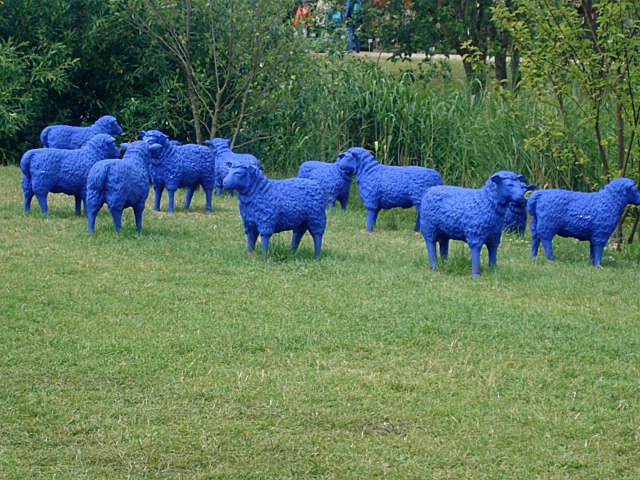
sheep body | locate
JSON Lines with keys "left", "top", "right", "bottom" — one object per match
{"left": 297, "top": 152, "right": 356, "bottom": 211}
{"left": 141, "top": 129, "right": 215, "bottom": 213}
{"left": 222, "top": 158, "right": 327, "bottom": 257}
{"left": 204, "top": 138, "right": 261, "bottom": 197}
{"left": 86, "top": 141, "right": 151, "bottom": 234}
{"left": 502, "top": 184, "right": 537, "bottom": 235}
{"left": 527, "top": 177, "right": 640, "bottom": 266}
{"left": 20, "top": 134, "right": 121, "bottom": 215}
{"left": 346, "top": 147, "right": 443, "bottom": 231}
{"left": 420, "top": 171, "right": 528, "bottom": 277}
{"left": 40, "top": 115, "right": 123, "bottom": 149}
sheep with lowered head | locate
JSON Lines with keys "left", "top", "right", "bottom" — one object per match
{"left": 420, "top": 171, "right": 528, "bottom": 277}
{"left": 297, "top": 151, "right": 356, "bottom": 212}
{"left": 20, "top": 133, "right": 121, "bottom": 215}
{"left": 140, "top": 129, "right": 216, "bottom": 213}
{"left": 223, "top": 157, "right": 327, "bottom": 257}
{"left": 40, "top": 115, "right": 123, "bottom": 149}
{"left": 345, "top": 147, "right": 443, "bottom": 232}
{"left": 86, "top": 140, "right": 152, "bottom": 234}
{"left": 502, "top": 184, "right": 537, "bottom": 235}
{"left": 204, "top": 138, "right": 261, "bottom": 197}
{"left": 528, "top": 177, "right": 640, "bottom": 267}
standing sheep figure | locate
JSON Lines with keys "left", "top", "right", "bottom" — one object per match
{"left": 140, "top": 129, "right": 215, "bottom": 213}
{"left": 527, "top": 177, "right": 640, "bottom": 267}
{"left": 222, "top": 158, "right": 327, "bottom": 257}
{"left": 20, "top": 134, "right": 121, "bottom": 215}
{"left": 204, "top": 138, "right": 261, "bottom": 197}
{"left": 86, "top": 141, "right": 152, "bottom": 234}
{"left": 420, "top": 171, "right": 528, "bottom": 277}
{"left": 346, "top": 147, "right": 443, "bottom": 232}
{"left": 40, "top": 115, "right": 123, "bottom": 149}
{"left": 297, "top": 151, "right": 356, "bottom": 212}
{"left": 502, "top": 184, "right": 537, "bottom": 235}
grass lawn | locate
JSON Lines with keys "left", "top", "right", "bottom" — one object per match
{"left": 1, "top": 165, "right": 640, "bottom": 479}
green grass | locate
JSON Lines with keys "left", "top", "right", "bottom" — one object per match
{"left": 1, "top": 165, "right": 640, "bottom": 479}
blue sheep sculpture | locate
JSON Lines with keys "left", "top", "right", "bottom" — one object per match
{"left": 86, "top": 141, "right": 152, "bottom": 234}
{"left": 528, "top": 177, "right": 640, "bottom": 267}
{"left": 346, "top": 147, "right": 443, "bottom": 232}
{"left": 140, "top": 129, "right": 215, "bottom": 213}
{"left": 297, "top": 151, "right": 356, "bottom": 212}
{"left": 222, "top": 158, "right": 327, "bottom": 257}
{"left": 420, "top": 171, "right": 528, "bottom": 277}
{"left": 20, "top": 134, "right": 121, "bottom": 215}
{"left": 40, "top": 115, "right": 123, "bottom": 149}
{"left": 503, "top": 184, "right": 537, "bottom": 235}
{"left": 204, "top": 138, "right": 261, "bottom": 197}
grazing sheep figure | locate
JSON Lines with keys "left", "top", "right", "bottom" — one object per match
{"left": 20, "top": 134, "right": 121, "bottom": 215}
{"left": 297, "top": 151, "right": 356, "bottom": 211}
{"left": 140, "top": 129, "right": 215, "bottom": 213}
{"left": 40, "top": 115, "right": 123, "bottom": 149}
{"left": 86, "top": 141, "right": 151, "bottom": 234}
{"left": 204, "top": 138, "right": 261, "bottom": 197}
{"left": 528, "top": 177, "right": 640, "bottom": 267}
{"left": 222, "top": 158, "right": 327, "bottom": 257}
{"left": 503, "top": 184, "right": 537, "bottom": 235}
{"left": 420, "top": 171, "right": 528, "bottom": 277}
{"left": 346, "top": 147, "right": 443, "bottom": 232}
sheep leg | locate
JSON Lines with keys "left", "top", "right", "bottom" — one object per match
{"left": 260, "top": 234, "right": 271, "bottom": 257}
{"left": 311, "top": 231, "right": 323, "bottom": 257}
{"left": 366, "top": 209, "right": 378, "bottom": 232}
{"left": 425, "top": 239, "right": 438, "bottom": 270}
{"left": 438, "top": 238, "right": 450, "bottom": 261}
{"left": 166, "top": 189, "right": 176, "bottom": 213}
{"left": 591, "top": 243, "right": 604, "bottom": 268}
{"left": 487, "top": 242, "right": 499, "bottom": 267}
{"left": 109, "top": 207, "right": 123, "bottom": 233}
{"left": 413, "top": 211, "right": 420, "bottom": 232}
{"left": 34, "top": 192, "right": 49, "bottom": 215}
{"left": 541, "top": 238, "right": 554, "bottom": 261}
{"left": 470, "top": 245, "right": 482, "bottom": 277}
{"left": 183, "top": 187, "right": 195, "bottom": 210}
{"left": 291, "top": 227, "right": 306, "bottom": 253}
{"left": 204, "top": 188, "right": 213, "bottom": 213}
{"left": 328, "top": 200, "right": 336, "bottom": 212}
{"left": 245, "top": 228, "right": 259, "bottom": 253}
{"left": 87, "top": 210, "right": 97, "bottom": 234}
{"left": 153, "top": 186, "right": 164, "bottom": 211}
{"left": 133, "top": 203, "right": 144, "bottom": 233}
{"left": 215, "top": 185, "right": 222, "bottom": 197}
{"left": 73, "top": 195, "right": 82, "bottom": 215}
{"left": 530, "top": 236, "right": 540, "bottom": 258}
{"left": 22, "top": 177, "right": 34, "bottom": 213}
{"left": 339, "top": 197, "right": 348, "bottom": 212}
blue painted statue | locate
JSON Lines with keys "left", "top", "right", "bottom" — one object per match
{"left": 204, "top": 138, "right": 261, "bottom": 197}
{"left": 528, "top": 177, "right": 640, "bottom": 267}
{"left": 420, "top": 171, "right": 528, "bottom": 277}
{"left": 222, "top": 158, "right": 327, "bottom": 257}
{"left": 297, "top": 151, "right": 356, "bottom": 211}
{"left": 40, "top": 115, "right": 123, "bottom": 149}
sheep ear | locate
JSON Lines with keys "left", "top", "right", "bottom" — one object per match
{"left": 490, "top": 174, "right": 503, "bottom": 185}
{"left": 139, "top": 130, "right": 146, "bottom": 138}
{"left": 526, "top": 184, "right": 537, "bottom": 191}
{"left": 518, "top": 175, "right": 526, "bottom": 183}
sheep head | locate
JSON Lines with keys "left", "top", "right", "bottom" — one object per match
{"left": 490, "top": 171, "right": 528, "bottom": 205}
{"left": 223, "top": 159, "right": 260, "bottom": 194}
{"left": 89, "top": 134, "right": 120, "bottom": 158}
{"left": 336, "top": 151, "right": 356, "bottom": 175}
{"left": 96, "top": 115, "right": 123, "bottom": 136}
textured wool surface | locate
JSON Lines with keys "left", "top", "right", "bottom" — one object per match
{"left": 420, "top": 171, "right": 528, "bottom": 277}
{"left": 503, "top": 184, "right": 537, "bottom": 235}
{"left": 140, "top": 129, "right": 215, "bottom": 213}
{"left": 86, "top": 140, "right": 151, "bottom": 234}
{"left": 297, "top": 152, "right": 356, "bottom": 211}
{"left": 528, "top": 177, "right": 640, "bottom": 266}
{"left": 204, "top": 138, "right": 261, "bottom": 197}
{"left": 346, "top": 147, "right": 443, "bottom": 231}
{"left": 20, "top": 134, "right": 121, "bottom": 215}
{"left": 223, "top": 158, "right": 327, "bottom": 257}
{"left": 40, "top": 115, "right": 123, "bottom": 149}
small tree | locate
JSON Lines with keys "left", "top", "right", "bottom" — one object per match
{"left": 493, "top": 0, "right": 640, "bottom": 244}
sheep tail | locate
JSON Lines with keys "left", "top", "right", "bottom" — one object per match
{"left": 527, "top": 192, "right": 538, "bottom": 216}
{"left": 87, "top": 163, "right": 110, "bottom": 192}
{"left": 19, "top": 151, "right": 33, "bottom": 178}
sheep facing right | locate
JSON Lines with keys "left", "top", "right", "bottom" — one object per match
{"left": 527, "top": 177, "right": 640, "bottom": 267}
{"left": 420, "top": 171, "right": 528, "bottom": 277}
{"left": 20, "top": 134, "right": 121, "bottom": 216}
{"left": 40, "top": 115, "right": 123, "bottom": 149}
{"left": 297, "top": 151, "right": 356, "bottom": 211}
{"left": 86, "top": 141, "right": 152, "bottom": 234}
{"left": 222, "top": 158, "right": 327, "bottom": 257}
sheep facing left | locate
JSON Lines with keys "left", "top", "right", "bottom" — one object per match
{"left": 86, "top": 141, "right": 152, "bottom": 234}
{"left": 20, "top": 134, "right": 121, "bottom": 215}
{"left": 222, "top": 158, "right": 327, "bottom": 257}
